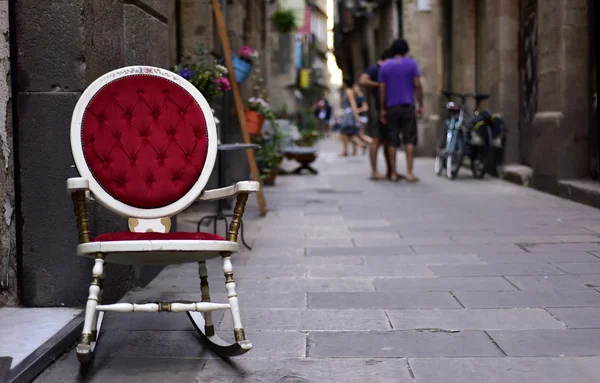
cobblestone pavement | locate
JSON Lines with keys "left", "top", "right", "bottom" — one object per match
{"left": 37, "top": 138, "right": 600, "bottom": 382}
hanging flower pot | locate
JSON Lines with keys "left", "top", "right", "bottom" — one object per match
{"left": 232, "top": 55, "right": 253, "bottom": 83}
{"left": 245, "top": 109, "right": 266, "bottom": 135}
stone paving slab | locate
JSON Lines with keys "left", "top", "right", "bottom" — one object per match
{"left": 36, "top": 355, "right": 208, "bottom": 383}
{"left": 243, "top": 254, "right": 366, "bottom": 265}
{"left": 385, "top": 308, "right": 565, "bottom": 330}
{"left": 307, "top": 264, "right": 434, "bottom": 277}
{"left": 505, "top": 275, "right": 600, "bottom": 290}
{"left": 307, "top": 331, "right": 503, "bottom": 358}
{"left": 236, "top": 278, "right": 375, "bottom": 292}
{"left": 199, "top": 358, "right": 415, "bottom": 382}
{"left": 364, "top": 254, "right": 485, "bottom": 265}
{"left": 411, "top": 244, "right": 527, "bottom": 254}
{"left": 307, "top": 292, "right": 462, "bottom": 309}
{"left": 95, "top": 330, "right": 306, "bottom": 360}
{"left": 552, "top": 262, "right": 600, "bottom": 274}
{"left": 306, "top": 246, "right": 415, "bottom": 256}
{"left": 547, "top": 307, "right": 600, "bottom": 328}
{"left": 523, "top": 243, "right": 600, "bottom": 253}
{"left": 488, "top": 329, "right": 600, "bottom": 356}
{"left": 409, "top": 357, "right": 600, "bottom": 383}
{"left": 374, "top": 276, "right": 518, "bottom": 292}
{"left": 428, "top": 263, "right": 564, "bottom": 277}
{"left": 453, "top": 290, "right": 600, "bottom": 308}
{"left": 476, "top": 252, "right": 600, "bottom": 263}
{"left": 218, "top": 309, "right": 391, "bottom": 331}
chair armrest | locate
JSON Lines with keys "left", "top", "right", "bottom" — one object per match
{"left": 67, "top": 178, "right": 89, "bottom": 193}
{"left": 67, "top": 178, "right": 95, "bottom": 201}
{"left": 199, "top": 181, "right": 260, "bottom": 201}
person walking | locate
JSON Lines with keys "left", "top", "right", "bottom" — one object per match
{"left": 359, "top": 48, "right": 395, "bottom": 180}
{"left": 379, "top": 39, "right": 423, "bottom": 182}
{"left": 314, "top": 99, "right": 332, "bottom": 137}
{"left": 339, "top": 77, "right": 369, "bottom": 156}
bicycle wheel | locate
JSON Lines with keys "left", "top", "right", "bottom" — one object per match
{"left": 446, "top": 131, "right": 464, "bottom": 180}
{"left": 471, "top": 146, "right": 489, "bottom": 179}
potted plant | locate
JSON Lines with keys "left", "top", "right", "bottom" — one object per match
{"left": 271, "top": 8, "right": 298, "bottom": 34}
{"left": 232, "top": 45, "right": 258, "bottom": 84}
{"left": 173, "top": 45, "right": 231, "bottom": 104}
{"left": 251, "top": 134, "right": 282, "bottom": 186}
{"left": 246, "top": 97, "right": 270, "bottom": 135}
{"left": 295, "top": 107, "right": 319, "bottom": 147}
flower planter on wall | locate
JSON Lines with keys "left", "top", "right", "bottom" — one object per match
{"left": 246, "top": 110, "right": 265, "bottom": 135}
{"left": 232, "top": 55, "right": 253, "bottom": 83}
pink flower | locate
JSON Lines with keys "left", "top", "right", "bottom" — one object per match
{"left": 219, "top": 77, "right": 231, "bottom": 91}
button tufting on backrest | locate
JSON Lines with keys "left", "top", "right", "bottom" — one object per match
{"left": 82, "top": 75, "right": 209, "bottom": 209}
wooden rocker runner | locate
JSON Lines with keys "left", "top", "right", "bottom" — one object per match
{"left": 67, "top": 66, "right": 258, "bottom": 364}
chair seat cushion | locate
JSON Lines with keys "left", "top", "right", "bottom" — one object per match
{"left": 93, "top": 231, "right": 225, "bottom": 242}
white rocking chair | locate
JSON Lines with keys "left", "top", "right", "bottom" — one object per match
{"left": 67, "top": 66, "right": 259, "bottom": 364}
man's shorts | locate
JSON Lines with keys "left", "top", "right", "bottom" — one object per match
{"left": 386, "top": 104, "right": 418, "bottom": 147}
{"left": 369, "top": 111, "right": 388, "bottom": 140}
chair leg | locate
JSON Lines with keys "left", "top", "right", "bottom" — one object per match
{"left": 76, "top": 254, "right": 105, "bottom": 364}
{"left": 198, "top": 261, "right": 214, "bottom": 336}
{"left": 186, "top": 255, "right": 252, "bottom": 356}
{"left": 222, "top": 253, "right": 246, "bottom": 342}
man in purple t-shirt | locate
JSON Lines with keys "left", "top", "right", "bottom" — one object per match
{"left": 379, "top": 39, "right": 423, "bottom": 182}
{"left": 359, "top": 49, "right": 394, "bottom": 180}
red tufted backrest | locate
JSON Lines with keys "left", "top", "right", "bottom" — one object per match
{"left": 71, "top": 67, "right": 217, "bottom": 219}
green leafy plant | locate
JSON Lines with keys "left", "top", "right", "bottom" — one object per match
{"left": 251, "top": 134, "right": 282, "bottom": 183}
{"left": 271, "top": 8, "right": 298, "bottom": 33}
{"left": 173, "top": 45, "right": 230, "bottom": 103}
{"left": 274, "top": 104, "right": 290, "bottom": 119}
{"left": 294, "top": 107, "right": 319, "bottom": 147}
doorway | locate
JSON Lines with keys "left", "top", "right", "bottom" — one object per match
{"left": 518, "top": 0, "right": 537, "bottom": 166}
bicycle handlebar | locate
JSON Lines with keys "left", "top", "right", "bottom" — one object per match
{"left": 441, "top": 91, "right": 486, "bottom": 99}
{"left": 441, "top": 91, "right": 491, "bottom": 108}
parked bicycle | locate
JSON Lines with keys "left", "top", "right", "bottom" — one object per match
{"left": 435, "top": 91, "right": 506, "bottom": 179}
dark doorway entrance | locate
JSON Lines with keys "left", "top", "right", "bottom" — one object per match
{"left": 518, "top": 0, "right": 537, "bottom": 166}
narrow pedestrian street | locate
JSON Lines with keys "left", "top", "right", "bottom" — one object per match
{"left": 37, "top": 138, "right": 600, "bottom": 382}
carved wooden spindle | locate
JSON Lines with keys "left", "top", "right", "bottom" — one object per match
{"left": 198, "top": 261, "right": 215, "bottom": 336}
{"left": 90, "top": 271, "right": 104, "bottom": 342}
{"left": 222, "top": 254, "right": 245, "bottom": 341}
{"left": 227, "top": 193, "right": 248, "bottom": 242}
{"left": 72, "top": 190, "right": 90, "bottom": 243}
{"left": 77, "top": 254, "right": 105, "bottom": 360}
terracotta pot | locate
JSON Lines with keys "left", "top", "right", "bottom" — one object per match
{"left": 246, "top": 110, "right": 266, "bottom": 135}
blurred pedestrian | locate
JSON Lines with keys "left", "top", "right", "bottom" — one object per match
{"left": 314, "top": 99, "right": 332, "bottom": 137}
{"left": 359, "top": 48, "right": 396, "bottom": 180}
{"left": 353, "top": 84, "right": 373, "bottom": 146}
{"left": 339, "top": 77, "right": 369, "bottom": 156}
{"left": 379, "top": 39, "right": 423, "bottom": 182}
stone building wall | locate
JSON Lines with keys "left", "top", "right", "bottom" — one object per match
{"left": 450, "top": 0, "right": 476, "bottom": 96}
{"left": 401, "top": 0, "right": 442, "bottom": 156}
{"left": 0, "top": 0, "right": 16, "bottom": 306}
{"left": 444, "top": 0, "right": 592, "bottom": 190}
{"left": 14, "top": 0, "right": 177, "bottom": 306}
{"left": 532, "top": 0, "right": 590, "bottom": 191}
